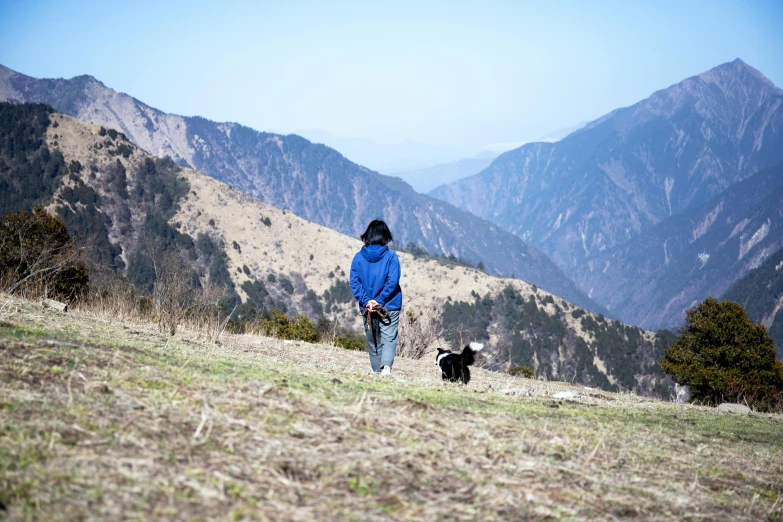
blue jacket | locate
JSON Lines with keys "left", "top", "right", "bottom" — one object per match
{"left": 350, "top": 244, "right": 402, "bottom": 311}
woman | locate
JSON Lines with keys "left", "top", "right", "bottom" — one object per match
{"left": 350, "top": 220, "right": 402, "bottom": 376}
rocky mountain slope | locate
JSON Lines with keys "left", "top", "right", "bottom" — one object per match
{"left": 430, "top": 59, "right": 783, "bottom": 275}
{"left": 0, "top": 103, "right": 672, "bottom": 395}
{"left": 0, "top": 64, "right": 597, "bottom": 311}
{"left": 723, "top": 246, "right": 783, "bottom": 358}
{"left": 573, "top": 161, "right": 783, "bottom": 329}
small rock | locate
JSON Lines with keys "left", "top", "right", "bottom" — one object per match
{"left": 86, "top": 381, "right": 111, "bottom": 394}
{"left": 717, "top": 403, "right": 751, "bottom": 414}
{"left": 552, "top": 390, "right": 580, "bottom": 400}
{"left": 113, "top": 389, "right": 145, "bottom": 410}
{"left": 243, "top": 381, "right": 274, "bottom": 396}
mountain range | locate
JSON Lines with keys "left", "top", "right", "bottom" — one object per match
{"left": 0, "top": 63, "right": 597, "bottom": 311}
{"left": 430, "top": 59, "right": 783, "bottom": 329}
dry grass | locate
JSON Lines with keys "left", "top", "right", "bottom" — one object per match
{"left": 1, "top": 294, "right": 782, "bottom": 521}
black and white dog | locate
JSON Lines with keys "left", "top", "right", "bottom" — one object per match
{"left": 435, "top": 342, "right": 484, "bottom": 384}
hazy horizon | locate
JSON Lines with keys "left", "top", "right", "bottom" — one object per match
{"left": 2, "top": 0, "right": 782, "bottom": 159}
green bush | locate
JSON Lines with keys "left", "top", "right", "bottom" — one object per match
{"left": 660, "top": 297, "right": 783, "bottom": 412}
{"left": 258, "top": 309, "right": 319, "bottom": 343}
{"left": 508, "top": 365, "right": 534, "bottom": 378}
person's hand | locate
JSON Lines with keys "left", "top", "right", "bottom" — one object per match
{"left": 366, "top": 300, "right": 379, "bottom": 310}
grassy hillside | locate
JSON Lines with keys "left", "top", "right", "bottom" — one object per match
{"left": 43, "top": 111, "right": 672, "bottom": 395}
{"left": 1, "top": 295, "right": 781, "bottom": 520}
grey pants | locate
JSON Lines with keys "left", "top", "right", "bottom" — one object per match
{"left": 364, "top": 310, "right": 400, "bottom": 372}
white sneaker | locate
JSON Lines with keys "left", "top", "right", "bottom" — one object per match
{"left": 380, "top": 366, "right": 392, "bottom": 376}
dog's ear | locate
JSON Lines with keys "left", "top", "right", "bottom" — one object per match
{"left": 437, "top": 348, "right": 446, "bottom": 354}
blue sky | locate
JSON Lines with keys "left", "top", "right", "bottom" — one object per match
{"left": 1, "top": 0, "right": 782, "bottom": 154}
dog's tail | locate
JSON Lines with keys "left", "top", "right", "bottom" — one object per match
{"left": 460, "top": 342, "right": 484, "bottom": 367}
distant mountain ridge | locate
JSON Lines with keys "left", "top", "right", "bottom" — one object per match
{"left": 0, "top": 63, "right": 598, "bottom": 311}
{"left": 296, "top": 129, "right": 467, "bottom": 173}
{"left": 431, "top": 59, "right": 783, "bottom": 271}
{"left": 384, "top": 155, "right": 495, "bottom": 193}
{"left": 430, "top": 59, "right": 783, "bottom": 327}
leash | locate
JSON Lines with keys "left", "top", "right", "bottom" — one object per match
{"left": 359, "top": 304, "right": 389, "bottom": 318}
{"left": 360, "top": 304, "right": 389, "bottom": 347}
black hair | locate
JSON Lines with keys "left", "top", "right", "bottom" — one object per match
{"left": 360, "top": 219, "right": 393, "bottom": 246}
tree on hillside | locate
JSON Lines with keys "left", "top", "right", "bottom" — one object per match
{"left": 659, "top": 297, "right": 783, "bottom": 412}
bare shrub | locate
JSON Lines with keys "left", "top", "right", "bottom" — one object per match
{"left": 0, "top": 208, "right": 88, "bottom": 312}
{"left": 81, "top": 272, "right": 139, "bottom": 321}
{"left": 191, "top": 274, "right": 231, "bottom": 343}
{"left": 722, "top": 380, "right": 783, "bottom": 414}
{"left": 316, "top": 316, "right": 365, "bottom": 351}
{"left": 316, "top": 316, "right": 339, "bottom": 346}
{"left": 398, "top": 306, "right": 443, "bottom": 360}
{"left": 143, "top": 237, "right": 196, "bottom": 336}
